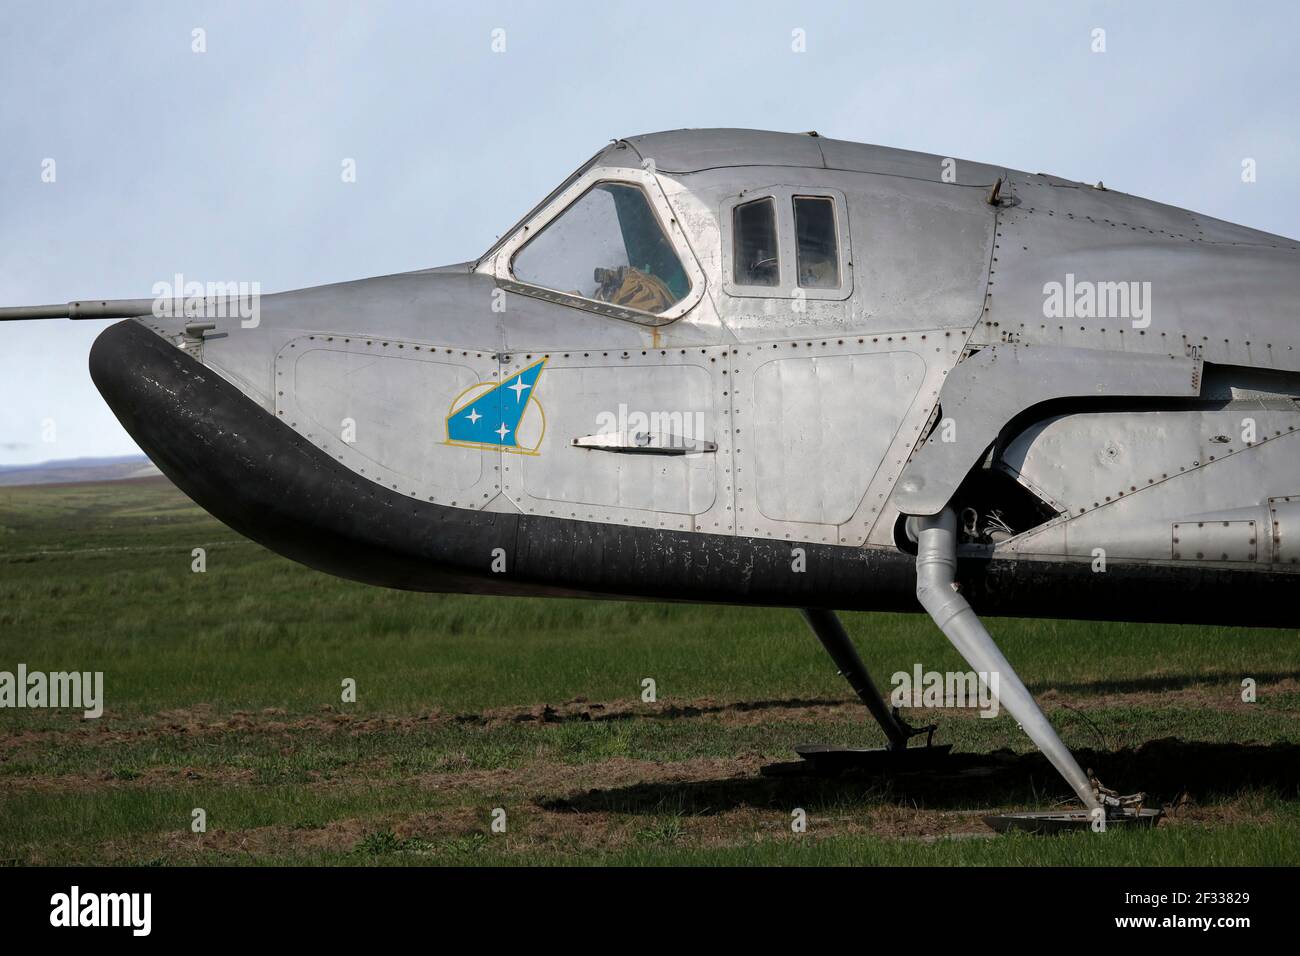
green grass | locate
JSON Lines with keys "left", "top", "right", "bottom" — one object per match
{"left": 0, "top": 477, "right": 1297, "bottom": 866}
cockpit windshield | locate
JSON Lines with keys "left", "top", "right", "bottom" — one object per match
{"left": 511, "top": 182, "right": 689, "bottom": 315}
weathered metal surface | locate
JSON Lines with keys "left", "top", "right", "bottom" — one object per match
{"left": 275, "top": 333, "right": 501, "bottom": 509}
{"left": 971, "top": 169, "right": 1300, "bottom": 372}
{"left": 1269, "top": 496, "right": 1300, "bottom": 565}
{"left": 983, "top": 809, "right": 1162, "bottom": 835}
{"left": 11, "top": 126, "right": 1284, "bottom": 614}
{"left": 504, "top": 350, "right": 723, "bottom": 526}
{"left": 894, "top": 345, "right": 1203, "bottom": 515}
{"left": 997, "top": 408, "right": 1300, "bottom": 564}
{"left": 88, "top": 318, "right": 1300, "bottom": 626}
{"left": 750, "top": 350, "right": 924, "bottom": 527}
{"left": 1172, "top": 520, "right": 1258, "bottom": 563}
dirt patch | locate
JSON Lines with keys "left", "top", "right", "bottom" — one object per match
{"left": 5, "top": 676, "right": 1294, "bottom": 749}
{"left": 7, "top": 678, "right": 1294, "bottom": 753}
{"left": 0, "top": 765, "right": 259, "bottom": 795}
{"left": 1037, "top": 677, "right": 1300, "bottom": 714}
{"left": 15, "top": 735, "right": 1297, "bottom": 864}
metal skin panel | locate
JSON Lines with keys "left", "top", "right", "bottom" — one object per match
{"left": 1268, "top": 497, "right": 1300, "bottom": 565}
{"left": 1172, "top": 520, "right": 1258, "bottom": 563}
{"left": 499, "top": 347, "right": 730, "bottom": 533}
{"left": 752, "top": 351, "right": 924, "bottom": 526}
{"left": 619, "top": 128, "right": 827, "bottom": 174}
{"left": 616, "top": 128, "right": 1007, "bottom": 186}
{"left": 275, "top": 335, "right": 501, "bottom": 508}
{"left": 996, "top": 409, "right": 1300, "bottom": 567}
{"left": 140, "top": 266, "right": 509, "bottom": 413}
{"left": 893, "top": 345, "right": 1203, "bottom": 515}
{"left": 998, "top": 408, "right": 1300, "bottom": 511}
{"left": 675, "top": 166, "right": 995, "bottom": 340}
{"left": 512, "top": 362, "right": 718, "bottom": 520}
{"left": 730, "top": 333, "right": 956, "bottom": 545}
{"left": 970, "top": 171, "right": 1300, "bottom": 371}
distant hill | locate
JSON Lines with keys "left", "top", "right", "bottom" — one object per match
{"left": 0, "top": 454, "right": 162, "bottom": 487}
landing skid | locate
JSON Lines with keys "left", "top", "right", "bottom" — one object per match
{"left": 984, "top": 808, "right": 1163, "bottom": 834}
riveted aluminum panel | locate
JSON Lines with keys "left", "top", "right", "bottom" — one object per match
{"left": 275, "top": 335, "right": 501, "bottom": 508}
{"left": 895, "top": 345, "right": 1203, "bottom": 515}
{"left": 499, "top": 346, "right": 731, "bottom": 533}
{"left": 996, "top": 408, "right": 1300, "bottom": 566}
{"left": 691, "top": 168, "right": 994, "bottom": 340}
{"left": 999, "top": 408, "right": 1300, "bottom": 514}
{"left": 1172, "top": 519, "right": 1258, "bottom": 562}
{"left": 729, "top": 331, "right": 958, "bottom": 545}
{"left": 752, "top": 351, "right": 923, "bottom": 525}
{"left": 1268, "top": 496, "right": 1300, "bottom": 565}
{"left": 972, "top": 171, "right": 1300, "bottom": 371}
{"left": 616, "top": 129, "right": 1010, "bottom": 185}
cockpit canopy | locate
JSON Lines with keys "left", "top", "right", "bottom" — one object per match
{"left": 511, "top": 182, "right": 689, "bottom": 316}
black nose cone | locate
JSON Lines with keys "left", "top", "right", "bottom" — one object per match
{"left": 87, "top": 318, "right": 524, "bottom": 593}
{"left": 89, "top": 318, "right": 211, "bottom": 482}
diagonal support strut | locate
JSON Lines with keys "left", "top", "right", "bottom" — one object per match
{"left": 800, "top": 607, "right": 911, "bottom": 751}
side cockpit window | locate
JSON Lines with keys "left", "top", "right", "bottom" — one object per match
{"left": 511, "top": 182, "right": 689, "bottom": 316}
{"left": 794, "top": 196, "right": 839, "bottom": 289}
{"left": 722, "top": 187, "right": 850, "bottom": 301}
{"left": 733, "top": 198, "right": 780, "bottom": 286}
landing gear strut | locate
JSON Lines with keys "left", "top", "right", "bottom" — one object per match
{"left": 909, "top": 509, "right": 1100, "bottom": 812}
{"left": 774, "top": 508, "right": 1157, "bottom": 832}
{"left": 912, "top": 508, "right": 1157, "bottom": 830}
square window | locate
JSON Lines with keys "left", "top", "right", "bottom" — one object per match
{"left": 794, "top": 196, "right": 839, "bottom": 289}
{"left": 733, "top": 198, "right": 780, "bottom": 287}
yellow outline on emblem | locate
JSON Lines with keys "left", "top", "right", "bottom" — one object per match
{"left": 442, "top": 357, "right": 547, "bottom": 456}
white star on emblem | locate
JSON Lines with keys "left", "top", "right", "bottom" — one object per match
{"left": 508, "top": 378, "right": 531, "bottom": 402}
{"left": 465, "top": 408, "right": 481, "bottom": 424}
{"left": 496, "top": 423, "right": 511, "bottom": 441}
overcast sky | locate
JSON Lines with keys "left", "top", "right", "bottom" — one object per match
{"left": 1, "top": 0, "right": 1296, "bottom": 465}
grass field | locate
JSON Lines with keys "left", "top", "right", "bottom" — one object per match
{"left": 1, "top": 477, "right": 1297, "bottom": 866}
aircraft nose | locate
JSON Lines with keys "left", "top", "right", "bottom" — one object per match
{"left": 88, "top": 316, "right": 348, "bottom": 563}
{"left": 88, "top": 318, "right": 523, "bottom": 591}
{"left": 89, "top": 319, "right": 221, "bottom": 489}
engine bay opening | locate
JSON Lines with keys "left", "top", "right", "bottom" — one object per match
{"left": 947, "top": 466, "right": 1060, "bottom": 546}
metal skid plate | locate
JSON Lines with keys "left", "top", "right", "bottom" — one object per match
{"left": 983, "top": 808, "right": 1163, "bottom": 835}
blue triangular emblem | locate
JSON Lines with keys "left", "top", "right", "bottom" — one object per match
{"left": 446, "top": 359, "right": 545, "bottom": 448}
